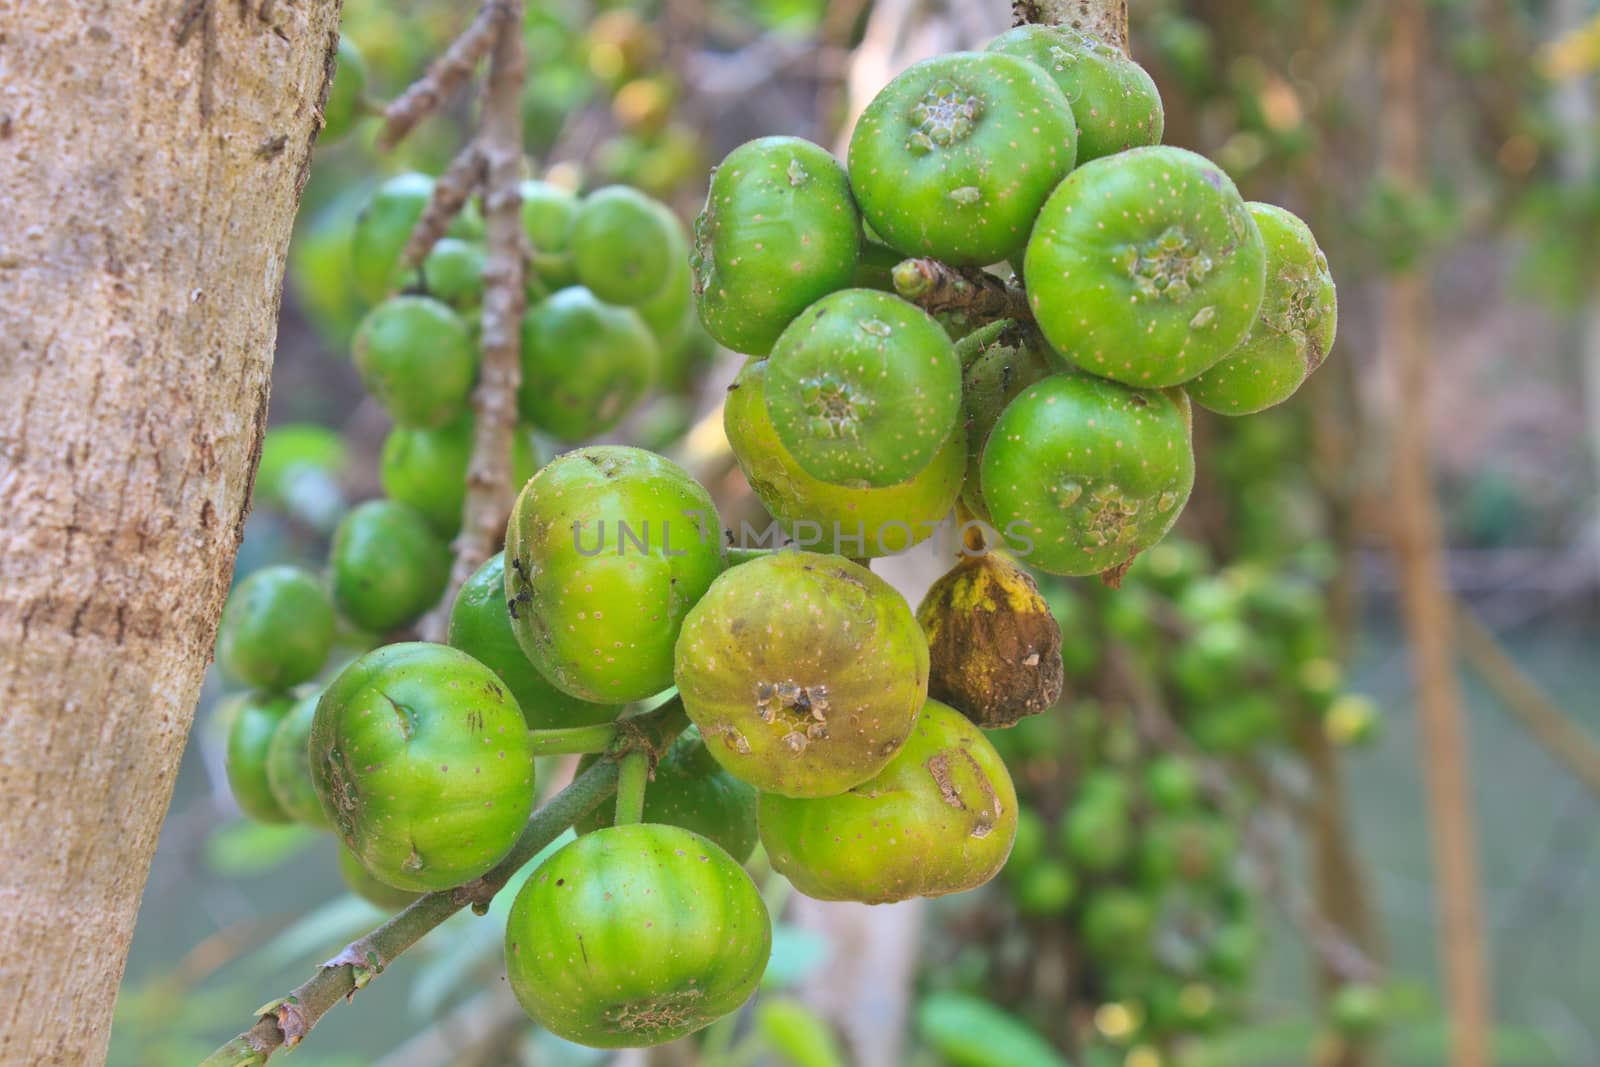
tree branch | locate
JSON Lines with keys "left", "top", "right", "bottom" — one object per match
{"left": 1380, "top": 1, "right": 1492, "bottom": 1063}
{"left": 419, "top": 1, "right": 528, "bottom": 643}
{"left": 1456, "top": 604, "right": 1600, "bottom": 798}
{"left": 200, "top": 699, "right": 690, "bottom": 1067}
{"left": 1246, "top": 813, "right": 1384, "bottom": 987}
{"left": 1013, "top": 0, "right": 1128, "bottom": 51}
{"left": 377, "top": 1, "right": 514, "bottom": 150}
{"left": 399, "top": 146, "right": 485, "bottom": 274}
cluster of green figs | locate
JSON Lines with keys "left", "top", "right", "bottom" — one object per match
{"left": 218, "top": 441, "right": 1016, "bottom": 1047}
{"left": 699, "top": 24, "right": 1336, "bottom": 576}
{"left": 213, "top": 22, "right": 1344, "bottom": 1054}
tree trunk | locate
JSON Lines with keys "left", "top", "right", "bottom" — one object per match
{"left": 0, "top": 2, "right": 341, "bottom": 1062}
{"left": 1380, "top": 3, "right": 1492, "bottom": 1064}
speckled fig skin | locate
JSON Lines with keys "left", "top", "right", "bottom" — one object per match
{"left": 764, "top": 289, "right": 961, "bottom": 489}
{"left": 723, "top": 359, "right": 964, "bottom": 557}
{"left": 309, "top": 642, "right": 535, "bottom": 893}
{"left": 693, "top": 136, "right": 863, "bottom": 356}
{"left": 505, "top": 447, "right": 724, "bottom": 703}
{"left": 575, "top": 727, "right": 759, "bottom": 862}
{"left": 674, "top": 552, "right": 929, "bottom": 798}
{"left": 1025, "top": 146, "right": 1266, "bottom": 388}
{"left": 954, "top": 319, "right": 1061, "bottom": 521}
{"left": 448, "top": 554, "right": 622, "bottom": 730}
{"left": 980, "top": 375, "right": 1194, "bottom": 576}
{"left": 1188, "top": 202, "right": 1338, "bottom": 415}
{"left": 848, "top": 52, "right": 1077, "bottom": 265}
{"left": 505, "top": 824, "right": 771, "bottom": 1048}
{"left": 987, "top": 25, "right": 1164, "bottom": 163}
{"left": 518, "top": 287, "right": 658, "bottom": 443}
{"left": 757, "top": 700, "right": 1018, "bottom": 903}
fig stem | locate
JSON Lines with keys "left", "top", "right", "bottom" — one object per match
{"left": 527, "top": 720, "right": 626, "bottom": 756}
{"left": 614, "top": 749, "right": 650, "bottom": 825}
{"left": 891, "top": 257, "right": 1032, "bottom": 325}
{"left": 201, "top": 696, "right": 689, "bottom": 1064}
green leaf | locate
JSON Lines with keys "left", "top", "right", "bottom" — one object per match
{"left": 757, "top": 998, "right": 848, "bottom": 1067}
{"left": 915, "top": 992, "right": 1070, "bottom": 1067}
{"left": 204, "top": 821, "right": 317, "bottom": 877}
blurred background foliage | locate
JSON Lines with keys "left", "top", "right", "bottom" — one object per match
{"left": 115, "top": 0, "right": 1600, "bottom": 1064}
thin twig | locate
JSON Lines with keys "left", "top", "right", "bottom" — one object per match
{"left": 399, "top": 146, "right": 485, "bottom": 274}
{"left": 200, "top": 700, "right": 690, "bottom": 1066}
{"left": 1456, "top": 604, "right": 1600, "bottom": 798}
{"left": 377, "top": 1, "right": 513, "bottom": 150}
{"left": 1247, "top": 813, "right": 1385, "bottom": 986}
{"left": 891, "top": 258, "right": 1031, "bottom": 324}
{"left": 419, "top": 3, "right": 528, "bottom": 643}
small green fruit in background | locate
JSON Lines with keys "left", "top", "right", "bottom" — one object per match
{"left": 265, "top": 691, "right": 331, "bottom": 830}
{"left": 634, "top": 204, "right": 695, "bottom": 360}
{"left": 352, "top": 296, "right": 478, "bottom": 428}
{"left": 329, "top": 500, "right": 451, "bottom": 633}
{"left": 575, "top": 727, "right": 759, "bottom": 862}
{"left": 1188, "top": 202, "right": 1337, "bottom": 415}
{"left": 448, "top": 553, "right": 621, "bottom": 730}
{"left": 759, "top": 701, "right": 1017, "bottom": 903}
{"left": 320, "top": 36, "right": 369, "bottom": 143}
{"left": 520, "top": 179, "right": 580, "bottom": 290}
{"left": 518, "top": 287, "right": 658, "bottom": 442}
{"left": 693, "top": 136, "right": 862, "bottom": 356}
{"left": 1081, "top": 887, "right": 1157, "bottom": 963}
{"left": 987, "top": 25, "right": 1163, "bottom": 163}
{"left": 764, "top": 289, "right": 961, "bottom": 489}
{"left": 217, "top": 565, "right": 334, "bottom": 690}
{"left": 1013, "top": 859, "right": 1078, "bottom": 917}
{"left": 981, "top": 374, "right": 1194, "bottom": 576}
{"left": 1143, "top": 755, "right": 1202, "bottom": 812}
{"left": 1324, "top": 693, "right": 1382, "bottom": 747}
{"left": 1060, "top": 787, "right": 1133, "bottom": 874}
{"left": 571, "top": 185, "right": 678, "bottom": 306}
{"left": 310, "top": 642, "right": 535, "bottom": 892}
{"left": 505, "top": 824, "right": 771, "bottom": 1047}
{"left": 351, "top": 173, "right": 434, "bottom": 303}
{"left": 849, "top": 52, "right": 1078, "bottom": 264}
{"left": 420, "top": 237, "right": 486, "bottom": 310}
{"left": 505, "top": 447, "right": 724, "bottom": 703}
{"left": 381, "top": 412, "right": 540, "bottom": 537}
{"left": 675, "top": 551, "right": 928, "bottom": 798}
{"left": 1329, "top": 983, "right": 1387, "bottom": 1037}
{"left": 224, "top": 692, "right": 297, "bottom": 824}
{"left": 1026, "top": 146, "right": 1266, "bottom": 387}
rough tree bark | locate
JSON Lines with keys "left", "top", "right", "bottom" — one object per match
{"left": 0, "top": 2, "right": 343, "bottom": 1062}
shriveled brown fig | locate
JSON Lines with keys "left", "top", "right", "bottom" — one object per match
{"left": 916, "top": 552, "right": 1064, "bottom": 728}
